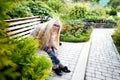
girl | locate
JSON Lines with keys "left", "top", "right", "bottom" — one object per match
{"left": 31, "top": 18, "right": 70, "bottom": 76}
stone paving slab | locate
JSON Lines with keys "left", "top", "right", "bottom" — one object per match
{"left": 85, "top": 28, "right": 120, "bottom": 80}
{"left": 49, "top": 42, "right": 85, "bottom": 80}
{"left": 71, "top": 41, "right": 91, "bottom": 80}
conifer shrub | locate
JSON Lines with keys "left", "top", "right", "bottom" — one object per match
{"left": 10, "top": 38, "right": 53, "bottom": 80}
{"left": 0, "top": 36, "right": 52, "bottom": 80}
{"left": 0, "top": 1, "right": 20, "bottom": 80}
{"left": 0, "top": 35, "right": 20, "bottom": 80}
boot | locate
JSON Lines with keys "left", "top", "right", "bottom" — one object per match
{"left": 59, "top": 66, "right": 71, "bottom": 73}
{"left": 52, "top": 68, "right": 62, "bottom": 76}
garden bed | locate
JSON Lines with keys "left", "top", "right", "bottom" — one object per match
{"left": 60, "top": 23, "right": 92, "bottom": 42}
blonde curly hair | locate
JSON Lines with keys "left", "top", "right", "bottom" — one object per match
{"left": 31, "top": 18, "right": 62, "bottom": 50}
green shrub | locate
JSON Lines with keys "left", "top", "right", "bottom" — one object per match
{"left": 108, "top": 0, "right": 120, "bottom": 9}
{"left": 113, "top": 16, "right": 120, "bottom": 23}
{"left": 27, "top": 1, "right": 54, "bottom": 21}
{"left": 90, "top": 7, "right": 107, "bottom": 16}
{"left": 83, "top": 16, "right": 117, "bottom": 24}
{"left": 0, "top": 37, "right": 20, "bottom": 80}
{"left": 0, "top": 32, "right": 52, "bottom": 80}
{"left": 6, "top": 2, "right": 33, "bottom": 19}
{"left": 10, "top": 38, "right": 52, "bottom": 80}
{"left": 113, "top": 24, "right": 120, "bottom": 54}
{"left": 69, "top": 5, "right": 88, "bottom": 19}
{"left": 0, "top": 0, "right": 16, "bottom": 20}
{"left": 59, "top": 4, "right": 73, "bottom": 24}
{"left": 116, "top": 6, "right": 120, "bottom": 11}
{"left": 0, "top": 22, "right": 20, "bottom": 80}
{"left": 47, "top": 0, "right": 64, "bottom": 13}
{"left": 33, "top": 55, "right": 52, "bottom": 79}
{"left": 83, "top": 16, "right": 98, "bottom": 22}
{"left": 59, "top": 13, "right": 71, "bottom": 25}
{"left": 59, "top": 3, "right": 89, "bottom": 23}
{"left": 109, "top": 9, "right": 117, "bottom": 16}
{"left": 0, "top": 1, "right": 21, "bottom": 79}
{"left": 6, "top": 1, "right": 55, "bottom": 20}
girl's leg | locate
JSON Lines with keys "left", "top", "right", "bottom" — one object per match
{"left": 49, "top": 49, "right": 70, "bottom": 73}
{"left": 44, "top": 47, "right": 62, "bottom": 76}
{"left": 44, "top": 47, "right": 60, "bottom": 65}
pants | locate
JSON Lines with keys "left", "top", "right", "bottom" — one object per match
{"left": 44, "top": 47, "right": 60, "bottom": 65}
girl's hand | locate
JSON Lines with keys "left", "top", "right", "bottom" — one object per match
{"left": 55, "top": 49, "right": 59, "bottom": 56}
{"left": 47, "top": 48, "right": 52, "bottom": 52}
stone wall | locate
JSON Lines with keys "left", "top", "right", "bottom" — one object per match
{"left": 84, "top": 22, "right": 116, "bottom": 28}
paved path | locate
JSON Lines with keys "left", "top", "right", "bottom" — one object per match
{"left": 85, "top": 28, "right": 120, "bottom": 80}
{"left": 49, "top": 42, "right": 85, "bottom": 80}
{"left": 49, "top": 28, "right": 120, "bottom": 80}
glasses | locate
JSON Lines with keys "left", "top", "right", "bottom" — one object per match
{"left": 53, "top": 24, "right": 60, "bottom": 27}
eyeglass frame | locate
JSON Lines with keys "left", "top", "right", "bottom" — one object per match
{"left": 53, "top": 24, "right": 60, "bottom": 28}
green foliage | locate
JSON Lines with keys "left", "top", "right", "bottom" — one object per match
{"left": 0, "top": 36, "right": 52, "bottom": 80}
{"left": 69, "top": 5, "right": 88, "bottom": 19}
{"left": 113, "top": 16, "right": 120, "bottom": 23}
{"left": 108, "top": 0, "right": 120, "bottom": 9}
{"left": 89, "top": 7, "right": 106, "bottom": 16}
{"left": 0, "top": 0, "right": 16, "bottom": 20}
{"left": 116, "top": 6, "right": 120, "bottom": 11}
{"left": 6, "top": 1, "right": 55, "bottom": 20}
{"left": 83, "top": 16, "right": 117, "bottom": 24}
{"left": 109, "top": 9, "right": 117, "bottom": 16}
{"left": 27, "top": 1, "right": 54, "bottom": 20}
{"left": 10, "top": 38, "right": 52, "bottom": 80}
{"left": 59, "top": 13, "right": 71, "bottom": 25}
{"left": 33, "top": 55, "right": 52, "bottom": 79}
{"left": 11, "top": 38, "right": 39, "bottom": 64}
{"left": 72, "top": 0, "right": 80, "bottom": 2}
{"left": 1, "top": 0, "right": 52, "bottom": 80}
{"left": 60, "top": 20, "right": 92, "bottom": 42}
{"left": 0, "top": 0, "right": 20, "bottom": 80}
{"left": 0, "top": 38, "right": 20, "bottom": 80}
{"left": 113, "top": 24, "right": 120, "bottom": 54}
{"left": 47, "top": 0, "right": 64, "bottom": 13}
{"left": 0, "top": 25, "right": 20, "bottom": 80}
{"left": 6, "top": 2, "right": 33, "bottom": 19}
{"left": 60, "top": 28, "right": 92, "bottom": 42}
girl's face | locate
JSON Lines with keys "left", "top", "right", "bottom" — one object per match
{"left": 52, "top": 21, "right": 60, "bottom": 32}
